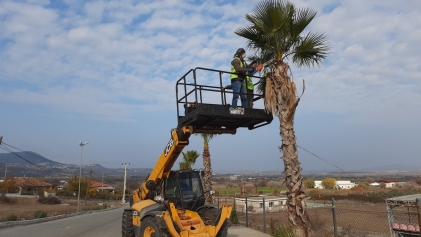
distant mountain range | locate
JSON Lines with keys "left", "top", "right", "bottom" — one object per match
{"left": 1, "top": 151, "right": 419, "bottom": 178}
{"left": 0, "top": 151, "right": 152, "bottom": 178}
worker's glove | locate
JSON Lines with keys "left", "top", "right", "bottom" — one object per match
{"left": 247, "top": 67, "right": 254, "bottom": 73}
{"left": 257, "top": 64, "right": 263, "bottom": 71}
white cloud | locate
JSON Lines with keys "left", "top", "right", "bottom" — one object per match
{"left": 0, "top": 0, "right": 420, "bottom": 126}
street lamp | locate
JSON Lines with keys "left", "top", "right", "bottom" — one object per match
{"left": 77, "top": 141, "right": 89, "bottom": 213}
{"left": 122, "top": 163, "right": 130, "bottom": 204}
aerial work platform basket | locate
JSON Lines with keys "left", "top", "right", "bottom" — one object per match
{"left": 176, "top": 67, "right": 273, "bottom": 134}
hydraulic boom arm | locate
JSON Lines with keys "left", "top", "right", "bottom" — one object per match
{"left": 132, "top": 126, "right": 193, "bottom": 203}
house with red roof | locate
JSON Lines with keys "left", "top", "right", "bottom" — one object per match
{"left": 90, "top": 181, "right": 115, "bottom": 194}
{"left": 14, "top": 177, "right": 52, "bottom": 195}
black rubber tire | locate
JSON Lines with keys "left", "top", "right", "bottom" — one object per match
{"left": 198, "top": 207, "right": 228, "bottom": 237}
{"left": 140, "top": 216, "right": 167, "bottom": 237}
{"left": 122, "top": 210, "right": 135, "bottom": 237}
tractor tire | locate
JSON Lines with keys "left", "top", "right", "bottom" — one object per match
{"left": 140, "top": 216, "right": 169, "bottom": 237}
{"left": 122, "top": 209, "right": 135, "bottom": 237}
{"left": 198, "top": 207, "right": 228, "bottom": 237}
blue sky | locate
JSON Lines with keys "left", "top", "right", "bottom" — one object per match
{"left": 1, "top": 0, "right": 420, "bottom": 173}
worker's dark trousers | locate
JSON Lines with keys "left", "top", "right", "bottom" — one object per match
{"left": 246, "top": 89, "right": 254, "bottom": 108}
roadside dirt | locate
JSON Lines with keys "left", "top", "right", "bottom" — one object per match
{"left": 0, "top": 197, "right": 123, "bottom": 221}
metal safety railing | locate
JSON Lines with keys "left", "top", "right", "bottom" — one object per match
{"left": 175, "top": 67, "right": 264, "bottom": 121}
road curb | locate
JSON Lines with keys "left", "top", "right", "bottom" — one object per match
{"left": 0, "top": 205, "right": 125, "bottom": 229}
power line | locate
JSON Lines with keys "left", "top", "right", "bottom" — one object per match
{"left": 0, "top": 145, "right": 61, "bottom": 175}
{"left": 297, "top": 144, "right": 348, "bottom": 173}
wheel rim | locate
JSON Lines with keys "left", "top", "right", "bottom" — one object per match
{"left": 143, "top": 226, "right": 155, "bottom": 237}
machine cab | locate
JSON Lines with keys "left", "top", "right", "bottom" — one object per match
{"left": 163, "top": 170, "right": 205, "bottom": 210}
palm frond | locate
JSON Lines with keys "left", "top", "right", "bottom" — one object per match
{"left": 290, "top": 31, "right": 330, "bottom": 67}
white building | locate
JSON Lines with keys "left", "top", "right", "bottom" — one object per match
{"left": 235, "top": 195, "right": 287, "bottom": 213}
{"left": 314, "top": 180, "right": 356, "bottom": 189}
{"left": 335, "top": 181, "right": 356, "bottom": 189}
{"left": 229, "top": 175, "right": 239, "bottom": 181}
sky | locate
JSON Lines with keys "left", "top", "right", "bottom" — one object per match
{"left": 0, "top": 0, "right": 420, "bottom": 174}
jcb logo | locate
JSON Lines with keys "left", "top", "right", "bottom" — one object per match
{"left": 164, "top": 138, "right": 174, "bottom": 157}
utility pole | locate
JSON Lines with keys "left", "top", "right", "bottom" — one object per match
{"left": 102, "top": 172, "right": 104, "bottom": 194}
{"left": 77, "top": 141, "right": 89, "bottom": 213}
{"left": 4, "top": 164, "right": 7, "bottom": 180}
{"left": 4, "top": 164, "right": 10, "bottom": 193}
{"left": 122, "top": 163, "right": 130, "bottom": 204}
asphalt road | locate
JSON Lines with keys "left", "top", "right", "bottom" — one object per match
{"left": 0, "top": 207, "right": 271, "bottom": 237}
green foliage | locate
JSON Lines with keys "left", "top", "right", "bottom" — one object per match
{"left": 321, "top": 178, "right": 337, "bottom": 189}
{"left": 358, "top": 182, "right": 367, "bottom": 188}
{"left": 303, "top": 179, "right": 315, "bottom": 188}
{"left": 179, "top": 150, "right": 200, "bottom": 169}
{"left": 230, "top": 198, "right": 239, "bottom": 224}
{"left": 0, "top": 214, "right": 17, "bottom": 222}
{"left": 235, "top": 0, "right": 329, "bottom": 74}
{"left": 34, "top": 210, "right": 47, "bottom": 219}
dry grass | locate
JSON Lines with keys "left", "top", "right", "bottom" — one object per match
{"left": 0, "top": 196, "right": 122, "bottom": 221}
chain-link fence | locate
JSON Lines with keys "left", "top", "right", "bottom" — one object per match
{"left": 213, "top": 196, "right": 420, "bottom": 237}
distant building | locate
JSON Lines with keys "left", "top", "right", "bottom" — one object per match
{"left": 314, "top": 180, "right": 356, "bottom": 189}
{"left": 14, "top": 177, "right": 52, "bottom": 195}
{"left": 44, "top": 189, "right": 56, "bottom": 197}
{"left": 235, "top": 195, "right": 287, "bottom": 213}
{"left": 378, "top": 179, "right": 405, "bottom": 188}
{"left": 90, "top": 181, "right": 115, "bottom": 194}
{"left": 335, "top": 181, "right": 356, "bottom": 189}
{"left": 370, "top": 182, "right": 380, "bottom": 187}
{"left": 229, "top": 175, "right": 239, "bottom": 181}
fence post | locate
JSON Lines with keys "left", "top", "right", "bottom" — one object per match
{"left": 331, "top": 198, "right": 338, "bottom": 237}
{"left": 246, "top": 196, "right": 248, "bottom": 227}
{"left": 416, "top": 198, "right": 421, "bottom": 237}
{"left": 263, "top": 197, "right": 266, "bottom": 233}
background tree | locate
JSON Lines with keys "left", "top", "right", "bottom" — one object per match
{"left": 196, "top": 133, "right": 215, "bottom": 204}
{"left": 258, "top": 179, "right": 268, "bottom": 187}
{"left": 66, "top": 175, "right": 92, "bottom": 199}
{"left": 321, "top": 178, "right": 337, "bottom": 189}
{"left": 303, "top": 179, "right": 315, "bottom": 189}
{"left": 364, "top": 177, "right": 375, "bottom": 184}
{"left": 0, "top": 178, "right": 16, "bottom": 193}
{"left": 235, "top": 0, "right": 329, "bottom": 235}
{"left": 179, "top": 150, "right": 200, "bottom": 169}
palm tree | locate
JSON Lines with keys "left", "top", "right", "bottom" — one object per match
{"left": 196, "top": 133, "right": 215, "bottom": 204}
{"left": 235, "top": 0, "right": 329, "bottom": 236}
{"left": 179, "top": 150, "right": 201, "bottom": 169}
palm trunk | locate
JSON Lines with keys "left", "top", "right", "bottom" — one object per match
{"left": 265, "top": 61, "right": 310, "bottom": 236}
{"left": 202, "top": 145, "right": 213, "bottom": 204}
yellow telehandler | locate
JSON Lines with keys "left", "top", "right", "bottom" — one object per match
{"left": 121, "top": 67, "right": 273, "bottom": 237}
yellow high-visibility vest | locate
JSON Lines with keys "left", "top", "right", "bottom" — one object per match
{"left": 230, "top": 57, "right": 246, "bottom": 80}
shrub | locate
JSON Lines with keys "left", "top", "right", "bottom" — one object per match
{"left": 38, "top": 196, "right": 61, "bottom": 204}
{"left": 270, "top": 218, "right": 295, "bottom": 237}
{"left": 0, "top": 214, "right": 17, "bottom": 222}
{"left": 0, "top": 193, "right": 14, "bottom": 204}
{"left": 34, "top": 210, "right": 47, "bottom": 219}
